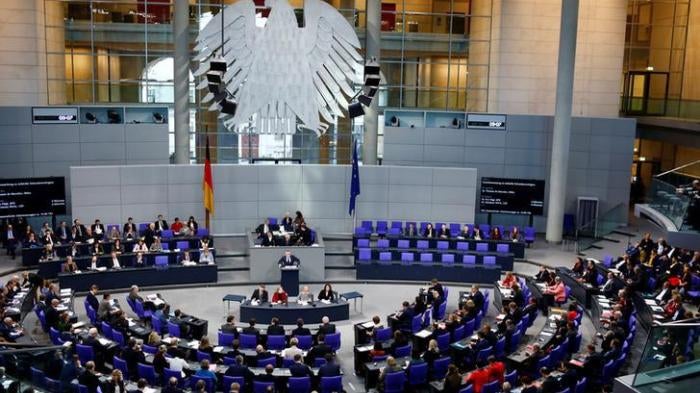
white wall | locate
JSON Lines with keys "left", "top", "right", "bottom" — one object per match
{"left": 70, "top": 164, "right": 479, "bottom": 234}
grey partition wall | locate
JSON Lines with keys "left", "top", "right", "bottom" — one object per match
{"left": 0, "top": 106, "right": 169, "bottom": 213}
{"left": 70, "top": 164, "right": 478, "bottom": 234}
{"left": 382, "top": 113, "right": 636, "bottom": 229}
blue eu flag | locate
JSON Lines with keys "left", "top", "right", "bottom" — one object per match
{"left": 349, "top": 139, "right": 361, "bottom": 215}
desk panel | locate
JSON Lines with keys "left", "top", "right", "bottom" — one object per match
{"left": 355, "top": 261, "right": 502, "bottom": 283}
{"left": 57, "top": 264, "right": 217, "bottom": 291}
{"left": 240, "top": 301, "right": 349, "bottom": 325}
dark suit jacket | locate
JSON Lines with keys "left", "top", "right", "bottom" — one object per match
{"left": 91, "top": 224, "right": 105, "bottom": 237}
{"left": 86, "top": 293, "right": 99, "bottom": 311}
{"left": 289, "top": 362, "right": 313, "bottom": 377}
{"left": 104, "top": 380, "right": 126, "bottom": 393}
{"left": 470, "top": 291, "right": 485, "bottom": 311}
{"left": 78, "top": 371, "right": 100, "bottom": 393}
{"left": 278, "top": 255, "right": 300, "bottom": 267}
{"left": 224, "top": 363, "right": 254, "bottom": 381}
{"left": 155, "top": 220, "right": 169, "bottom": 232}
{"left": 318, "top": 362, "right": 341, "bottom": 377}
{"left": 256, "top": 223, "right": 279, "bottom": 236}
{"left": 261, "top": 235, "right": 276, "bottom": 247}
{"left": 160, "top": 387, "right": 182, "bottom": 393}
{"left": 438, "top": 228, "right": 451, "bottom": 238}
{"left": 307, "top": 343, "right": 332, "bottom": 364}
{"left": 540, "top": 376, "right": 560, "bottom": 393}
{"left": 267, "top": 324, "right": 285, "bottom": 336}
{"left": 123, "top": 222, "right": 137, "bottom": 235}
{"left": 317, "top": 323, "right": 336, "bottom": 335}
{"left": 251, "top": 289, "right": 268, "bottom": 303}
{"left": 292, "top": 327, "right": 311, "bottom": 337}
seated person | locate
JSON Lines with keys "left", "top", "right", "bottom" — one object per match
{"left": 423, "top": 223, "right": 435, "bottom": 238}
{"left": 267, "top": 317, "right": 285, "bottom": 335}
{"left": 199, "top": 247, "right": 215, "bottom": 264}
{"left": 471, "top": 227, "right": 483, "bottom": 240}
{"left": 255, "top": 218, "right": 278, "bottom": 239}
{"left": 317, "top": 283, "right": 336, "bottom": 302}
{"left": 490, "top": 227, "right": 503, "bottom": 240}
{"left": 170, "top": 217, "right": 184, "bottom": 234}
{"left": 404, "top": 223, "right": 418, "bottom": 237}
{"left": 90, "top": 242, "right": 104, "bottom": 256}
{"left": 271, "top": 286, "right": 288, "bottom": 305}
{"left": 544, "top": 276, "right": 566, "bottom": 305}
{"left": 180, "top": 251, "right": 196, "bottom": 266}
{"left": 251, "top": 284, "right": 268, "bottom": 303}
{"left": 133, "top": 252, "right": 146, "bottom": 268}
{"left": 297, "top": 286, "right": 314, "bottom": 303}
{"left": 150, "top": 237, "right": 164, "bottom": 252}
{"left": 187, "top": 216, "right": 199, "bottom": 234}
{"left": 133, "top": 239, "right": 148, "bottom": 253}
{"left": 501, "top": 272, "right": 516, "bottom": 288}
{"left": 280, "top": 212, "right": 293, "bottom": 232}
{"left": 572, "top": 257, "right": 585, "bottom": 276}
{"left": 438, "top": 223, "right": 451, "bottom": 239}
{"left": 108, "top": 251, "right": 122, "bottom": 269}
{"left": 292, "top": 319, "right": 311, "bottom": 336}
{"left": 194, "top": 359, "right": 217, "bottom": 380}
{"left": 318, "top": 316, "right": 336, "bottom": 335}
{"left": 278, "top": 250, "right": 300, "bottom": 267}
{"left": 88, "top": 255, "right": 100, "bottom": 271}
{"left": 62, "top": 256, "right": 78, "bottom": 273}
{"left": 112, "top": 239, "right": 124, "bottom": 255}
{"left": 295, "top": 223, "right": 313, "bottom": 246}
{"left": 91, "top": 219, "right": 105, "bottom": 241}
{"left": 261, "top": 231, "right": 276, "bottom": 247}
{"left": 458, "top": 224, "right": 471, "bottom": 239}
{"left": 508, "top": 226, "right": 522, "bottom": 242}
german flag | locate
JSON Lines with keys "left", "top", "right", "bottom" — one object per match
{"left": 202, "top": 137, "right": 215, "bottom": 215}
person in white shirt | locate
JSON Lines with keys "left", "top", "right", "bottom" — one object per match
{"left": 199, "top": 248, "right": 214, "bottom": 264}
{"left": 109, "top": 252, "right": 121, "bottom": 269}
{"left": 133, "top": 239, "right": 148, "bottom": 253}
{"left": 150, "top": 237, "right": 163, "bottom": 252}
{"left": 297, "top": 286, "right": 313, "bottom": 304}
{"left": 181, "top": 251, "right": 196, "bottom": 266}
{"left": 167, "top": 354, "right": 188, "bottom": 372}
{"left": 89, "top": 255, "right": 99, "bottom": 271}
{"left": 281, "top": 337, "right": 303, "bottom": 360}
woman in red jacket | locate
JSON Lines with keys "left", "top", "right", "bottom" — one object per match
{"left": 271, "top": 286, "right": 288, "bottom": 305}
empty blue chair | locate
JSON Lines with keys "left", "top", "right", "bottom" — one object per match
{"left": 101, "top": 321, "right": 113, "bottom": 339}
{"left": 167, "top": 321, "right": 181, "bottom": 338}
{"left": 420, "top": 252, "right": 433, "bottom": 263}
{"left": 296, "top": 335, "right": 312, "bottom": 350}
{"left": 49, "top": 327, "right": 64, "bottom": 345}
{"left": 218, "top": 332, "right": 235, "bottom": 347}
{"left": 320, "top": 376, "right": 342, "bottom": 393}
{"left": 510, "top": 330, "right": 521, "bottom": 352}
{"left": 456, "top": 242, "right": 469, "bottom": 251}
{"left": 197, "top": 228, "right": 209, "bottom": 237}
{"left": 138, "top": 223, "right": 149, "bottom": 232}
{"left": 197, "top": 350, "right": 212, "bottom": 362}
{"left": 376, "top": 221, "right": 388, "bottom": 235}
{"left": 394, "top": 344, "right": 411, "bottom": 358}
{"left": 161, "top": 230, "right": 173, "bottom": 239}
{"left": 267, "top": 335, "right": 285, "bottom": 350}
{"left": 113, "top": 330, "right": 126, "bottom": 347}
{"left": 253, "top": 381, "right": 274, "bottom": 393}
{"left": 134, "top": 300, "right": 152, "bottom": 320}
{"left": 575, "top": 378, "right": 587, "bottom": 393}
{"left": 437, "top": 333, "right": 450, "bottom": 353}
{"left": 536, "top": 354, "right": 551, "bottom": 372}
{"left": 419, "top": 222, "right": 430, "bottom": 232}
{"left": 408, "top": 362, "right": 428, "bottom": 386}
{"left": 384, "top": 371, "right": 406, "bottom": 393}
{"left": 401, "top": 252, "right": 414, "bottom": 264}
{"left": 496, "top": 244, "right": 509, "bottom": 253}
{"left": 464, "top": 318, "right": 475, "bottom": 337}
{"left": 494, "top": 336, "right": 506, "bottom": 357}
{"left": 223, "top": 357, "right": 237, "bottom": 366}
{"left": 570, "top": 332, "right": 582, "bottom": 353}
{"left": 288, "top": 377, "right": 311, "bottom": 393}
{"left": 524, "top": 226, "right": 535, "bottom": 244}
{"left": 450, "top": 223, "right": 461, "bottom": 234}
{"left": 417, "top": 240, "right": 429, "bottom": 249}
{"left": 113, "top": 356, "right": 129, "bottom": 380}
{"left": 476, "top": 243, "right": 488, "bottom": 252}
{"left": 436, "top": 301, "right": 447, "bottom": 320}
{"left": 432, "top": 356, "right": 450, "bottom": 379}
{"left": 357, "top": 248, "right": 372, "bottom": 263}
{"left": 479, "top": 224, "right": 491, "bottom": 238}
{"left": 483, "top": 256, "right": 496, "bottom": 266}
{"left": 603, "top": 255, "right": 613, "bottom": 268}
{"left": 257, "top": 357, "right": 276, "bottom": 368}
{"left": 325, "top": 333, "right": 341, "bottom": 351}
{"left": 437, "top": 241, "right": 449, "bottom": 250}
{"left": 31, "top": 367, "right": 45, "bottom": 388}
{"left": 374, "top": 327, "right": 392, "bottom": 342}
{"left": 410, "top": 314, "right": 423, "bottom": 333}
{"left": 78, "top": 385, "right": 89, "bottom": 393}
{"left": 176, "top": 241, "right": 189, "bottom": 251}
{"left": 505, "top": 370, "right": 517, "bottom": 386}
{"left": 459, "top": 386, "right": 474, "bottom": 393}
{"left": 357, "top": 238, "right": 370, "bottom": 248}
{"left": 452, "top": 324, "right": 466, "bottom": 341}
{"left": 151, "top": 318, "right": 164, "bottom": 335}
{"left": 476, "top": 346, "right": 492, "bottom": 365}
{"left": 45, "top": 377, "right": 61, "bottom": 393}
{"left": 137, "top": 363, "right": 157, "bottom": 386}
{"left": 267, "top": 217, "right": 277, "bottom": 225}
{"left": 442, "top": 253, "right": 455, "bottom": 264}
{"left": 239, "top": 333, "right": 257, "bottom": 349}
{"left": 602, "top": 359, "right": 615, "bottom": 383}
{"left": 391, "top": 221, "right": 403, "bottom": 229}
{"left": 361, "top": 220, "right": 372, "bottom": 230}
{"left": 155, "top": 255, "right": 168, "bottom": 267}
{"left": 482, "top": 380, "right": 499, "bottom": 393}
{"left": 379, "top": 252, "right": 392, "bottom": 264}
{"left": 482, "top": 298, "right": 490, "bottom": 315}
{"left": 142, "top": 344, "right": 157, "bottom": 355}
{"left": 463, "top": 255, "right": 476, "bottom": 265}
{"left": 76, "top": 344, "right": 94, "bottom": 364}
{"left": 397, "top": 240, "right": 410, "bottom": 249}
{"left": 377, "top": 238, "right": 389, "bottom": 248}
{"left": 162, "top": 242, "right": 170, "bottom": 250}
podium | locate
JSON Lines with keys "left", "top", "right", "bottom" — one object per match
{"left": 280, "top": 266, "right": 299, "bottom": 296}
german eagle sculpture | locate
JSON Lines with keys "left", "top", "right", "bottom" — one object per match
{"left": 195, "top": 0, "right": 363, "bottom": 136}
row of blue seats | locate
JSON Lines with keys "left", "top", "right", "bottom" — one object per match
{"left": 357, "top": 249, "right": 500, "bottom": 264}
{"left": 356, "top": 238, "right": 514, "bottom": 253}
{"left": 356, "top": 221, "right": 535, "bottom": 239}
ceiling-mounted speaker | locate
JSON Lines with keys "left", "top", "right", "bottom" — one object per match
{"left": 358, "top": 94, "right": 372, "bottom": 107}
{"left": 210, "top": 58, "right": 227, "bottom": 72}
{"left": 220, "top": 98, "right": 237, "bottom": 115}
{"left": 364, "top": 74, "right": 380, "bottom": 87}
{"left": 348, "top": 102, "right": 364, "bottom": 118}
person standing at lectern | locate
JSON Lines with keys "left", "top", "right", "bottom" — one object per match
{"left": 272, "top": 286, "right": 288, "bottom": 305}
{"left": 251, "top": 284, "right": 269, "bottom": 303}
{"left": 278, "top": 250, "right": 300, "bottom": 268}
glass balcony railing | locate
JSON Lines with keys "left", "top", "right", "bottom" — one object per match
{"left": 647, "top": 179, "right": 690, "bottom": 230}
{"left": 621, "top": 96, "right": 700, "bottom": 121}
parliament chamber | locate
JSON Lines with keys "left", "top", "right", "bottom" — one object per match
{"left": 1, "top": 0, "right": 700, "bottom": 392}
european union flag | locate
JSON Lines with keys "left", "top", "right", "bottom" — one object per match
{"left": 349, "top": 139, "right": 361, "bottom": 215}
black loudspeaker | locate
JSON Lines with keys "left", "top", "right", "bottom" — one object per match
{"left": 153, "top": 112, "right": 164, "bottom": 124}
{"left": 365, "top": 87, "right": 378, "bottom": 98}
{"left": 220, "top": 99, "right": 237, "bottom": 115}
{"left": 364, "top": 64, "right": 380, "bottom": 76}
{"left": 85, "top": 112, "right": 97, "bottom": 124}
{"left": 364, "top": 74, "right": 380, "bottom": 87}
{"left": 206, "top": 70, "right": 223, "bottom": 84}
{"left": 210, "top": 59, "right": 227, "bottom": 72}
{"left": 348, "top": 102, "right": 364, "bottom": 118}
{"left": 358, "top": 94, "right": 372, "bottom": 107}
{"left": 107, "top": 110, "right": 122, "bottom": 124}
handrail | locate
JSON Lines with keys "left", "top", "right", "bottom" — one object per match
{"left": 655, "top": 159, "right": 700, "bottom": 178}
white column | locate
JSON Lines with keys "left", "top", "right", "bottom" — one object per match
{"left": 545, "top": 0, "right": 579, "bottom": 242}
{"left": 173, "top": 0, "right": 190, "bottom": 164}
{"left": 362, "top": 0, "right": 381, "bottom": 165}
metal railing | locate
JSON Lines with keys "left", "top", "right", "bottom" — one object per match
{"left": 621, "top": 96, "right": 700, "bottom": 120}
{"left": 575, "top": 203, "right": 628, "bottom": 252}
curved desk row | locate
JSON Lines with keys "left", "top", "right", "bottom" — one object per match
{"left": 355, "top": 249, "right": 514, "bottom": 271}
{"left": 353, "top": 236, "right": 526, "bottom": 258}
{"left": 355, "top": 260, "right": 502, "bottom": 283}
{"left": 37, "top": 249, "right": 214, "bottom": 279}
{"left": 239, "top": 300, "right": 349, "bottom": 325}
{"left": 22, "top": 235, "right": 211, "bottom": 266}
{"left": 57, "top": 264, "right": 218, "bottom": 291}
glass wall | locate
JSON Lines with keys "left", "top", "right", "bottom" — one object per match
{"left": 45, "top": 0, "right": 492, "bottom": 163}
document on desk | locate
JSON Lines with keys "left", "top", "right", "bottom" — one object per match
{"left": 72, "top": 321, "right": 85, "bottom": 329}
{"left": 214, "top": 346, "right": 224, "bottom": 353}
{"left": 415, "top": 330, "right": 432, "bottom": 339}
{"left": 187, "top": 340, "right": 200, "bottom": 348}
{"left": 98, "top": 338, "right": 112, "bottom": 346}
{"left": 651, "top": 306, "right": 664, "bottom": 313}
{"left": 644, "top": 299, "right": 657, "bottom": 305}
{"left": 361, "top": 321, "right": 375, "bottom": 329}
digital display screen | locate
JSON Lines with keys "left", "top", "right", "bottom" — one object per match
{"left": 480, "top": 177, "right": 545, "bottom": 215}
{"left": 32, "top": 107, "right": 79, "bottom": 124}
{"left": 466, "top": 113, "right": 506, "bottom": 130}
{"left": 0, "top": 177, "right": 67, "bottom": 218}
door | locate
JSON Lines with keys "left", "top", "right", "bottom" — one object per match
{"left": 623, "top": 71, "right": 669, "bottom": 116}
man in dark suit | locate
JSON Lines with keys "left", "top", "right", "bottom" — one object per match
{"left": 86, "top": 285, "right": 99, "bottom": 312}
{"left": 162, "top": 377, "right": 183, "bottom": 393}
{"left": 224, "top": 355, "right": 254, "bottom": 382}
{"left": 254, "top": 365, "right": 276, "bottom": 383}
{"left": 437, "top": 224, "right": 451, "bottom": 238}
{"left": 251, "top": 285, "right": 269, "bottom": 303}
{"left": 166, "top": 339, "right": 186, "bottom": 359}
{"left": 154, "top": 215, "right": 168, "bottom": 234}
{"left": 404, "top": 223, "right": 417, "bottom": 237}
{"left": 318, "top": 353, "right": 341, "bottom": 377}
{"left": 55, "top": 221, "right": 70, "bottom": 243}
{"left": 469, "top": 286, "right": 485, "bottom": 312}
{"left": 220, "top": 315, "right": 238, "bottom": 336}
{"left": 261, "top": 232, "right": 276, "bottom": 247}
{"left": 539, "top": 367, "right": 560, "bottom": 393}
{"left": 2, "top": 224, "right": 17, "bottom": 259}
{"left": 306, "top": 335, "right": 332, "bottom": 365}
{"left": 72, "top": 219, "right": 87, "bottom": 242}
{"left": 582, "top": 344, "right": 604, "bottom": 382}
{"left": 289, "top": 354, "right": 312, "bottom": 377}
{"left": 45, "top": 299, "right": 61, "bottom": 329}
{"left": 255, "top": 219, "right": 278, "bottom": 239}
{"left": 278, "top": 250, "right": 300, "bottom": 268}
{"left": 242, "top": 319, "right": 260, "bottom": 338}
{"left": 396, "top": 301, "right": 415, "bottom": 330}
{"left": 317, "top": 316, "right": 336, "bottom": 336}
{"left": 143, "top": 223, "right": 157, "bottom": 248}
{"left": 77, "top": 361, "right": 101, "bottom": 393}
{"left": 91, "top": 219, "right": 105, "bottom": 241}
{"left": 254, "top": 345, "right": 273, "bottom": 363}
{"left": 123, "top": 217, "right": 137, "bottom": 236}
{"left": 267, "top": 317, "right": 285, "bottom": 336}
{"left": 428, "top": 278, "right": 445, "bottom": 300}
{"left": 292, "top": 319, "right": 311, "bottom": 337}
